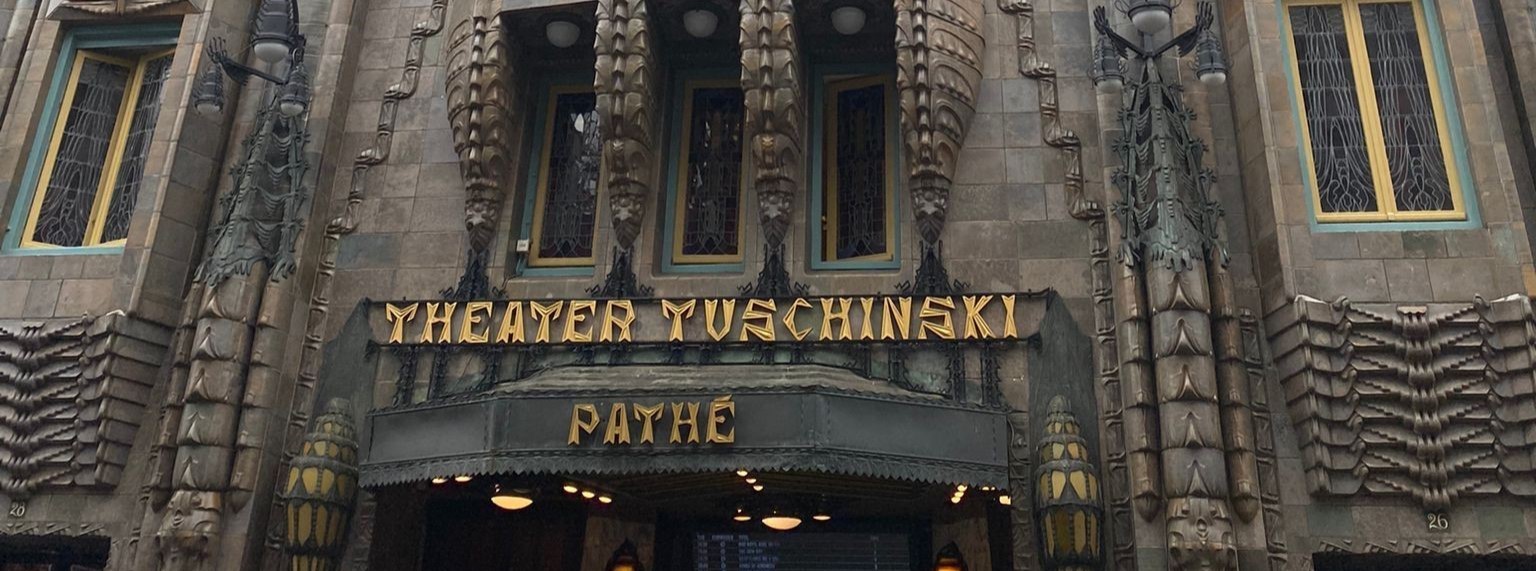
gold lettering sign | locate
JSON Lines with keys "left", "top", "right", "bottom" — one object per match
{"left": 377, "top": 295, "right": 1032, "bottom": 346}
{"left": 567, "top": 397, "right": 736, "bottom": 447}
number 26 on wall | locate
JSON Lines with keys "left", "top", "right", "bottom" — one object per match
{"left": 1426, "top": 512, "right": 1450, "bottom": 531}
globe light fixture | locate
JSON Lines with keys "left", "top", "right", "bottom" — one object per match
{"left": 831, "top": 6, "right": 867, "bottom": 35}
{"left": 1195, "top": 25, "right": 1228, "bottom": 87}
{"left": 546, "top": 20, "right": 581, "bottom": 48}
{"left": 683, "top": 9, "right": 719, "bottom": 38}
{"left": 1127, "top": 0, "right": 1172, "bottom": 34}
{"left": 490, "top": 486, "right": 534, "bottom": 511}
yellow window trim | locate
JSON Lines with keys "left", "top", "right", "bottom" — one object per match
{"left": 671, "top": 78, "right": 748, "bottom": 266}
{"left": 21, "top": 47, "right": 174, "bottom": 249}
{"left": 1283, "top": 0, "right": 1465, "bottom": 223}
{"left": 528, "top": 84, "right": 602, "bottom": 268}
{"left": 823, "top": 74, "right": 897, "bottom": 264}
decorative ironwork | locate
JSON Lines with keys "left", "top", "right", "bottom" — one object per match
{"left": 1289, "top": 4, "right": 1376, "bottom": 213}
{"left": 898, "top": 242, "right": 970, "bottom": 295}
{"left": 591, "top": 248, "right": 656, "bottom": 298}
{"left": 679, "top": 87, "right": 745, "bottom": 259}
{"left": 539, "top": 93, "right": 603, "bottom": 261}
{"left": 1034, "top": 396, "right": 1104, "bottom": 571}
{"left": 828, "top": 81, "right": 889, "bottom": 261}
{"left": 1359, "top": 1, "right": 1452, "bottom": 211}
{"left": 102, "top": 54, "right": 171, "bottom": 242}
{"left": 740, "top": 243, "right": 808, "bottom": 297}
{"left": 32, "top": 56, "right": 128, "bottom": 247}
{"left": 1008, "top": 412, "right": 1038, "bottom": 571}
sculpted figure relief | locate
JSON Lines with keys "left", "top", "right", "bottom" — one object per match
{"left": 155, "top": 490, "right": 221, "bottom": 571}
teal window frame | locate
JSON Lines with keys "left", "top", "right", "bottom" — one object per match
{"left": 4, "top": 23, "right": 181, "bottom": 255}
{"left": 515, "top": 72, "right": 600, "bottom": 278}
{"left": 660, "top": 67, "right": 747, "bottom": 274}
{"left": 808, "top": 62, "right": 902, "bottom": 271}
{"left": 1279, "top": 0, "right": 1481, "bottom": 233}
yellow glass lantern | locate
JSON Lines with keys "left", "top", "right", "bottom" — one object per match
{"left": 1034, "top": 396, "right": 1104, "bottom": 571}
{"left": 933, "top": 542, "right": 967, "bottom": 571}
{"left": 605, "top": 539, "right": 644, "bottom": 571}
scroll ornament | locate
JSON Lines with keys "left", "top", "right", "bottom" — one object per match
{"left": 595, "top": 0, "right": 657, "bottom": 251}
{"left": 447, "top": 1, "right": 518, "bottom": 259}
{"left": 894, "top": 0, "right": 983, "bottom": 245}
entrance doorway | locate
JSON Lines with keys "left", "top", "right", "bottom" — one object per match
{"left": 0, "top": 536, "right": 109, "bottom": 571}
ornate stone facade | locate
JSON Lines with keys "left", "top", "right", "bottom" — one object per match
{"left": 1271, "top": 294, "right": 1536, "bottom": 510}
{"left": 0, "top": 314, "right": 170, "bottom": 498}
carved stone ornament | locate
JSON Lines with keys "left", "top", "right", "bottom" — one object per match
{"left": 48, "top": 0, "right": 196, "bottom": 17}
{"left": 595, "top": 0, "right": 657, "bottom": 252}
{"left": 0, "top": 314, "right": 170, "bottom": 499}
{"left": 156, "top": 490, "right": 222, "bottom": 571}
{"left": 1271, "top": 294, "right": 1536, "bottom": 511}
{"left": 447, "top": 0, "right": 518, "bottom": 279}
{"left": 740, "top": 0, "right": 803, "bottom": 249}
{"left": 894, "top": 0, "right": 984, "bottom": 245}
{"left": 1007, "top": 412, "right": 1038, "bottom": 571}
{"left": 1165, "top": 471, "right": 1237, "bottom": 571}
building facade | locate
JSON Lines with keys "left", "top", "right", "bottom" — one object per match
{"left": 0, "top": 0, "right": 1532, "bottom": 569}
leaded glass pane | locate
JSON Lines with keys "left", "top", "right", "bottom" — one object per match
{"left": 1359, "top": 2, "right": 1453, "bottom": 212}
{"left": 831, "top": 83, "right": 888, "bottom": 260}
{"left": 680, "top": 87, "right": 744, "bottom": 259}
{"left": 101, "top": 54, "right": 172, "bottom": 243}
{"left": 538, "top": 92, "right": 601, "bottom": 261}
{"left": 1289, "top": 4, "right": 1377, "bottom": 214}
{"left": 32, "top": 57, "right": 130, "bottom": 247}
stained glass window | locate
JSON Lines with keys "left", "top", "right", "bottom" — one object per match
{"left": 673, "top": 84, "right": 745, "bottom": 263}
{"left": 531, "top": 90, "right": 602, "bottom": 266}
{"left": 824, "top": 77, "right": 893, "bottom": 262}
{"left": 1285, "top": 0, "right": 1461, "bottom": 222}
{"left": 22, "top": 48, "right": 173, "bottom": 248}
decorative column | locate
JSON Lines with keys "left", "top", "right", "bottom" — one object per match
{"left": 1091, "top": 3, "right": 1259, "bottom": 568}
{"left": 894, "top": 0, "right": 983, "bottom": 295}
{"left": 592, "top": 0, "right": 658, "bottom": 298}
{"left": 446, "top": 0, "right": 518, "bottom": 300}
{"left": 739, "top": 0, "right": 806, "bottom": 296}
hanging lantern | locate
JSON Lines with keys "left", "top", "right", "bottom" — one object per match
{"left": 252, "top": 0, "right": 298, "bottom": 63}
{"left": 933, "top": 542, "right": 967, "bottom": 571}
{"left": 282, "top": 399, "right": 360, "bottom": 571}
{"left": 1090, "top": 32, "right": 1124, "bottom": 93}
{"left": 278, "top": 60, "right": 311, "bottom": 118}
{"left": 1194, "top": 7, "right": 1228, "bottom": 88}
{"left": 1034, "top": 396, "right": 1104, "bottom": 571}
{"left": 605, "top": 540, "right": 644, "bottom": 571}
{"left": 192, "top": 62, "right": 226, "bottom": 116}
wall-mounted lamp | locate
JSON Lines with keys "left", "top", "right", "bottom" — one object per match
{"left": 191, "top": 0, "right": 310, "bottom": 118}
{"left": 683, "top": 9, "right": 720, "bottom": 38}
{"left": 830, "top": 6, "right": 866, "bottom": 35}
{"left": 1126, "top": 0, "right": 1173, "bottom": 34}
{"left": 546, "top": 19, "right": 581, "bottom": 48}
